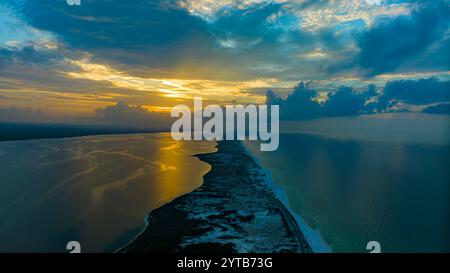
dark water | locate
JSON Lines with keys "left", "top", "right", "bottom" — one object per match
{"left": 246, "top": 132, "right": 450, "bottom": 252}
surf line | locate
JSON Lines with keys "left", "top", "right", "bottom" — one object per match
{"left": 170, "top": 97, "right": 279, "bottom": 151}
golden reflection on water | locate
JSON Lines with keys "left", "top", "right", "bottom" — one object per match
{"left": 0, "top": 133, "right": 217, "bottom": 252}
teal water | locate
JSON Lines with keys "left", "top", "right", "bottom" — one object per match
{"left": 245, "top": 117, "right": 450, "bottom": 252}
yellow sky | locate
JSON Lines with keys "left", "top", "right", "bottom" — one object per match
{"left": 62, "top": 58, "right": 294, "bottom": 111}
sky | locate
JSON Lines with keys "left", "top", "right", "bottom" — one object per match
{"left": 0, "top": 0, "right": 449, "bottom": 128}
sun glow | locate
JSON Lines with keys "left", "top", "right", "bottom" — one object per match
{"left": 64, "top": 58, "right": 287, "bottom": 104}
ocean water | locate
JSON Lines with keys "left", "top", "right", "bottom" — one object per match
{"left": 0, "top": 133, "right": 216, "bottom": 252}
{"left": 245, "top": 115, "right": 450, "bottom": 253}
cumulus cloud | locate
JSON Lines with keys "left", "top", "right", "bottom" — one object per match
{"left": 94, "top": 102, "right": 171, "bottom": 129}
{"left": 267, "top": 81, "right": 379, "bottom": 119}
{"left": 268, "top": 78, "right": 450, "bottom": 119}
{"left": 323, "top": 85, "right": 376, "bottom": 116}
{"left": 267, "top": 82, "right": 321, "bottom": 119}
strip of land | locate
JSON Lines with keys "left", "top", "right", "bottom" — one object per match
{"left": 120, "top": 140, "right": 312, "bottom": 253}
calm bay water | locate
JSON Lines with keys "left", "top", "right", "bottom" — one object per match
{"left": 245, "top": 116, "right": 450, "bottom": 252}
{"left": 0, "top": 133, "right": 216, "bottom": 252}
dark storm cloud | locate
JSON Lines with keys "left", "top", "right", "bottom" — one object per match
{"left": 267, "top": 82, "right": 322, "bottom": 119}
{"left": 267, "top": 82, "right": 377, "bottom": 119}
{"left": 8, "top": 0, "right": 211, "bottom": 49}
{"left": 378, "top": 78, "right": 450, "bottom": 108}
{"left": 322, "top": 85, "right": 376, "bottom": 117}
{"left": 355, "top": 0, "right": 450, "bottom": 76}
{"left": 4, "top": 0, "right": 336, "bottom": 81}
{"left": 5, "top": 0, "right": 220, "bottom": 78}
{"left": 268, "top": 78, "right": 450, "bottom": 120}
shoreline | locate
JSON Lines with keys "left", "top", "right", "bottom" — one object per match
{"left": 114, "top": 139, "right": 218, "bottom": 253}
{"left": 120, "top": 140, "right": 312, "bottom": 253}
{"left": 241, "top": 141, "right": 331, "bottom": 253}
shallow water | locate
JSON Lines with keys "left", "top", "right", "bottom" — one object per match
{"left": 0, "top": 133, "right": 216, "bottom": 252}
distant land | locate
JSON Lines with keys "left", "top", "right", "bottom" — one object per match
{"left": 0, "top": 122, "right": 164, "bottom": 142}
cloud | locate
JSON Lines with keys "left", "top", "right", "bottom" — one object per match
{"left": 296, "top": 0, "right": 413, "bottom": 31}
{"left": 177, "top": 0, "right": 278, "bottom": 21}
{"left": 355, "top": 0, "right": 450, "bottom": 76}
{"left": 1, "top": 0, "right": 449, "bottom": 127}
{"left": 9, "top": 0, "right": 210, "bottom": 49}
{"left": 0, "top": 102, "right": 172, "bottom": 130}
{"left": 267, "top": 82, "right": 322, "bottom": 119}
{"left": 377, "top": 78, "right": 450, "bottom": 109}
{"left": 94, "top": 102, "right": 171, "bottom": 129}
{"left": 268, "top": 78, "right": 450, "bottom": 119}
{"left": 267, "top": 82, "right": 377, "bottom": 119}
{"left": 322, "top": 85, "right": 376, "bottom": 116}
{"left": 422, "top": 103, "right": 450, "bottom": 115}
{"left": 4, "top": 0, "right": 223, "bottom": 78}
{"left": 0, "top": 44, "right": 62, "bottom": 69}
{"left": 3, "top": 0, "right": 356, "bottom": 82}
{"left": 296, "top": 0, "right": 329, "bottom": 10}
{"left": 6, "top": 0, "right": 446, "bottom": 84}
{"left": 0, "top": 4, "right": 56, "bottom": 50}
{"left": 0, "top": 105, "right": 49, "bottom": 123}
